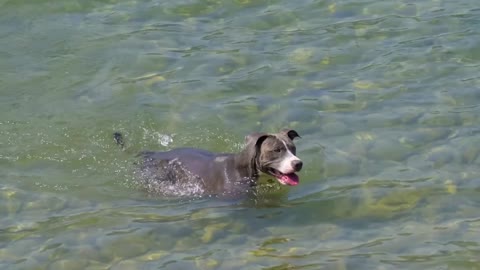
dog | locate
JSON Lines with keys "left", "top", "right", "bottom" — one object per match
{"left": 114, "top": 129, "right": 303, "bottom": 197}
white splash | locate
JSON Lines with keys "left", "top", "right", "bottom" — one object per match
{"left": 136, "top": 158, "right": 206, "bottom": 198}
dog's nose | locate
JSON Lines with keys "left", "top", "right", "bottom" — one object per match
{"left": 292, "top": 160, "right": 303, "bottom": 171}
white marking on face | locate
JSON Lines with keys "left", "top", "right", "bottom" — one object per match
{"left": 276, "top": 140, "right": 301, "bottom": 174}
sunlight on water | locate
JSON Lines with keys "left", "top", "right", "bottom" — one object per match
{"left": 1, "top": 0, "right": 480, "bottom": 269}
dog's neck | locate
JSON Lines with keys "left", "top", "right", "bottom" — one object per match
{"left": 232, "top": 148, "right": 260, "bottom": 180}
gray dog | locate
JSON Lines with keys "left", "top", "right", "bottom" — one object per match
{"left": 114, "top": 129, "right": 303, "bottom": 197}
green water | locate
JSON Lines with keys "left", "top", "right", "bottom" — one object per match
{"left": 1, "top": 0, "right": 480, "bottom": 269}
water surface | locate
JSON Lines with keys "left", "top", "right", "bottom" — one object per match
{"left": 1, "top": 0, "right": 480, "bottom": 269}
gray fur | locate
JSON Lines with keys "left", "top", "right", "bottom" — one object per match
{"left": 119, "top": 129, "right": 303, "bottom": 197}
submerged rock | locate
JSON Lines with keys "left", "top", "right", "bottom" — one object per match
{"left": 444, "top": 179, "right": 457, "bottom": 195}
{"left": 174, "top": 237, "right": 201, "bottom": 252}
{"left": 195, "top": 258, "right": 220, "bottom": 270}
{"left": 368, "top": 138, "right": 412, "bottom": 162}
{"left": 324, "top": 154, "right": 359, "bottom": 178}
{"left": 201, "top": 222, "right": 229, "bottom": 243}
{"left": 399, "top": 128, "right": 452, "bottom": 148}
{"left": 321, "top": 121, "right": 351, "bottom": 137}
{"left": 458, "top": 137, "right": 480, "bottom": 164}
{"left": 365, "top": 190, "right": 421, "bottom": 218}
{"left": 99, "top": 236, "right": 151, "bottom": 259}
{"left": 0, "top": 186, "right": 24, "bottom": 215}
{"left": 288, "top": 47, "right": 315, "bottom": 64}
{"left": 425, "top": 146, "right": 456, "bottom": 168}
{"left": 138, "top": 250, "right": 168, "bottom": 262}
{"left": 48, "top": 259, "right": 88, "bottom": 270}
{"left": 110, "top": 260, "right": 141, "bottom": 270}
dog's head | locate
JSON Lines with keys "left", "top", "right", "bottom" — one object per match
{"left": 244, "top": 129, "right": 303, "bottom": 186}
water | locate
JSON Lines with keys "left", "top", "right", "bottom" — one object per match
{"left": 1, "top": 0, "right": 480, "bottom": 269}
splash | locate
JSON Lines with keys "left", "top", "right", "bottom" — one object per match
{"left": 141, "top": 128, "right": 173, "bottom": 147}
{"left": 136, "top": 158, "right": 207, "bottom": 198}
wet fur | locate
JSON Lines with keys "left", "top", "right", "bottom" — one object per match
{"left": 115, "top": 129, "right": 302, "bottom": 197}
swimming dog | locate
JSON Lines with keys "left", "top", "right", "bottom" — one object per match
{"left": 114, "top": 129, "right": 302, "bottom": 197}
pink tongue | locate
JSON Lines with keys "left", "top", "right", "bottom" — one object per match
{"left": 280, "top": 173, "right": 299, "bottom": 186}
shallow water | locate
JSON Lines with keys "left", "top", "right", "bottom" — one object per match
{"left": 1, "top": 0, "right": 480, "bottom": 269}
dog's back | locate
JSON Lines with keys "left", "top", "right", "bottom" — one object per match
{"left": 138, "top": 148, "right": 253, "bottom": 197}
{"left": 114, "top": 128, "right": 302, "bottom": 197}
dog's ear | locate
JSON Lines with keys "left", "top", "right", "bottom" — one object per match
{"left": 280, "top": 129, "right": 301, "bottom": 140}
{"left": 244, "top": 133, "right": 270, "bottom": 156}
{"left": 245, "top": 132, "right": 269, "bottom": 147}
{"left": 241, "top": 133, "right": 270, "bottom": 175}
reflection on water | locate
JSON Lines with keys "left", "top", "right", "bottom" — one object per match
{"left": 1, "top": 0, "right": 480, "bottom": 269}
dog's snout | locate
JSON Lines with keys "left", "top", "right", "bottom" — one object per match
{"left": 292, "top": 160, "right": 303, "bottom": 171}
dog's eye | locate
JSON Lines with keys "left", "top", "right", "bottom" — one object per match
{"left": 273, "top": 148, "right": 282, "bottom": 153}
